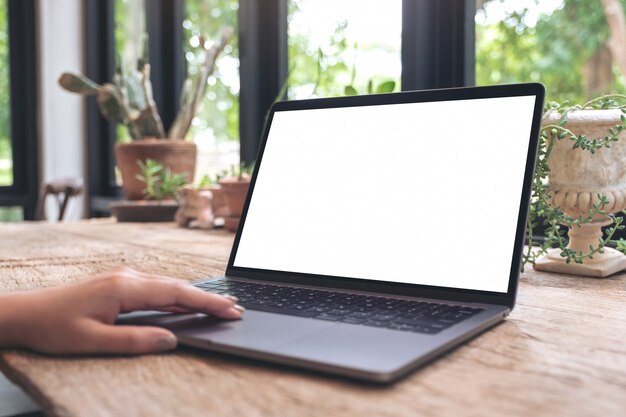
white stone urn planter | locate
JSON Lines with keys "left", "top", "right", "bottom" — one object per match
{"left": 534, "top": 109, "right": 626, "bottom": 277}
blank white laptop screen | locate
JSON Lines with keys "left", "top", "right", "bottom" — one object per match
{"left": 233, "top": 95, "right": 537, "bottom": 293}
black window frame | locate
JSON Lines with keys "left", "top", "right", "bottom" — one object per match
{"left": 146, "top": 0, "right": 184, "bottom": 133}
{"left": 84, "top": 0, "right": 118, "bottom": 216}
{"left": 84, "top": 0, "right": 475, "bottom": 216}
{"left": 85, "top": 0, "right": 187, "bottom": 216}
{"left": 0, "top": 0, "right": 39, "bottom": 220}
{"left": 402, "top": 0, "right": 475, "bottom": 90}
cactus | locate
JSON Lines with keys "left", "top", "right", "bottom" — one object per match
{"left": 59, "top": 63, "right": 164, "bottom": 140}
{"left": 58, "top": 27, "right": 233, "bottom": 141}
{"left": 58, "top": 73, "right": 100, "bottom": 95}
{"left": 168, "top": 27, "right": 234, "bottom": 139}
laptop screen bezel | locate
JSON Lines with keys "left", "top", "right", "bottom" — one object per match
{"left": 225, "top": 83, "right": 545, "bottom": 309}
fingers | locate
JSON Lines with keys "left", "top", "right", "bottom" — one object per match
{"left": 158, "top": 306, "right": 192, "bottom": 314}
{"left": 157, "top": 305, "right": 244, "bottom": 319}
{"left": 103, "top": 267, "right": 244, "bottom": 319}
{"left": 72, "top": 321, "right": 179, "bottom": 354}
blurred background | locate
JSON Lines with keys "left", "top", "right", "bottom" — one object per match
{"left": 0, "top": 0, "right": 624, "bottom": 222}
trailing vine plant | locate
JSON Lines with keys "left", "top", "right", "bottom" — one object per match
{"left": 522, "top": 94, "right": 626, "bottom": 271}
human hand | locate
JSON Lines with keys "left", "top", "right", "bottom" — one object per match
{"left": 0, "top": 267, "right": 244, "bottom": 355}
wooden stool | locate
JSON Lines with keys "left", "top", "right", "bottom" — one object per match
{"left": 35, "top": 177, "right": 84, "bottom": 221}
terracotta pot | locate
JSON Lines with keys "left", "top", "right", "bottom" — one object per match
{"left": 223, "top": 216, "right": 241, "bottom": 233}
{"left": 218, "top": 177, "right": 251, "bottom": 232}
{"left": 210, "top": 186, "right": 229, "bottom": 218}
{"left": 115, "top": 139, "right": 196, "bottom": 200}
{"left": 218, "top": 177, "right": 251, "bottom": 217}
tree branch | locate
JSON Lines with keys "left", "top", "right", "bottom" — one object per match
{"left": 601, "top": 0, "right": 626, "bottom": 82}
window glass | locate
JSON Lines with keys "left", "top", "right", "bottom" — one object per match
{"left": 0, "top": 206, "right": 23, "bottom": 222}
{"left": 288, "top": 0, "right": 402, "bottom": 99}
{"left": 184, "top": 0, "right": 239, "bottom": 180}
{"left": 476, "top": 0, "right": 626, "bottom": 102}
{"left": 114, "top": 0, "right": 146, "bottom": 144}
{"left": 0, "top": 0, "right": 12, "bottom": 186}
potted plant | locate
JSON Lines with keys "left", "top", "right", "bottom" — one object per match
{"left": 111, "top": 159, "right": 187, "bottom": 222}
{"left": 58, "top": 28, "right": 233, "bottom": 200}
{"left": 218, "top": 163, "right": 254, "bottom": 232}
{"left": 524, "top": 95, "right": 626, "bottom": 277}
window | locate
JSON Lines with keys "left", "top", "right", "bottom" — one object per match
{"left": 85, "top": 0, "right": 476, "bottom": 213}
{"left": 475, "top": 0, "right": 626, "bottom": 242}
{"left": 0, "top": 205, "right": 21, "bottom": 221}
{"left": 288, "top": 0, "right": 402, "bottom": 99}
{"left": 475, "top": 0, "right": 626, "bottom": 102}
{"left": 0, "top": 0, "right": 38, "bottom": 220}
{"left": 184, "top": 0, "right": 240, "bottom": 179}
{"left": 0, "top": 0, "right": 10, "bottom": 187}
{"left": 86, "top": 0, "right": 242, "bottom": 215}
{"left": 115, "top": 0, "right": 146, "bottom": 144}
{"left": 115, "top": 0, "right": 242, "bottom": 182}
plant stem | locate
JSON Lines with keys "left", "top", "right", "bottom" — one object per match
{"left": 582, "top": 94, "right": 626, "bottom": 108}
{"left": 541, "top": 124, "right": 578, "bottom": 139}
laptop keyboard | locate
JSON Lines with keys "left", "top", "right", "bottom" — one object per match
{"left": 194, "top": 279, "right": 484, "bottom": 335}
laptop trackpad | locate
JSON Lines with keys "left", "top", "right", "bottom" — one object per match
{"left": 119, "top": 310, "right": 337, "bottom": 350}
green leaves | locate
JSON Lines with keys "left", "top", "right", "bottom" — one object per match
{"left": 344, "top": 85, "right": 358, "bottom": 96}
{"left": 136, "top": 159, "right": 187, "bottom": 202}
{"left": 197, "top": 174, "right": 216, "bottom": 188}
{"left": 223, "top": 162, "right": 254, "bottom": 180}
{"left": 376, "top": 80, "right": 396, "bottom": 94}
{"left": 343, "top": 79, "right": 396, "bottom": 96}
{"left": 198, "top": 163, "right": 255, "bottom": 187}
{"left": 616, "top": 238, "right": 626, "bottom": 253}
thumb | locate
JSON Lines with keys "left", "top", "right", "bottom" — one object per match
{"left": 80, "top": 322, "right": 178, "bottom": 354}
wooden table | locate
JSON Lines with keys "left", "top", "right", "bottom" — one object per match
{"left": 0, "top": 220, "right": 625, "bottom": 417}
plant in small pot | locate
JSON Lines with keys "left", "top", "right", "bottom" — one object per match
{"left": 218, "top": 163, "right": 254, "bottom": 232}
{"left": 524, "top": 95, "right": 626, "bottom": 277}
{"left": 58, "top": 28, "right": 233, "bottom": 202}
{"left": 111, "top": 159, "right": 187, "bottom": 222}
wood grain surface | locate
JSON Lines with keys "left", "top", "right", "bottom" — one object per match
{"left": 0, "top": 220, "right": 625, "bottom": 417}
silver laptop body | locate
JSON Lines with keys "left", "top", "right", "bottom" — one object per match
{"left": 121, "top": 83, "right": 545, "bottom": 383}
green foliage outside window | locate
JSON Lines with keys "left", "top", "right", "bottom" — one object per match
{"left": 114, "top": 0, "right": 145, "bottom": 144}
{"left": 288, "top": 16, "right": 353, "bottom": 98}
{"left": 0, "top": 206, "right": 22, "bottom": 222}
{"left": 184, "top": 0, "right": 239, "bottom": 142}
{"left": 5, "top": 0, "right": 624, "bottom": 187}
{"left": 476, "top": 0, "right": 626, "bottom": 103}
{"left": 287, "top": 0, "right": 400, "bottom": 99}
{"left": 0, "top": 0, "right": 12, "bottom": 186}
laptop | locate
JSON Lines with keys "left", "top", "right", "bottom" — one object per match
{"left": 121, "top": 83, "right": 545, "bottom": 383}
